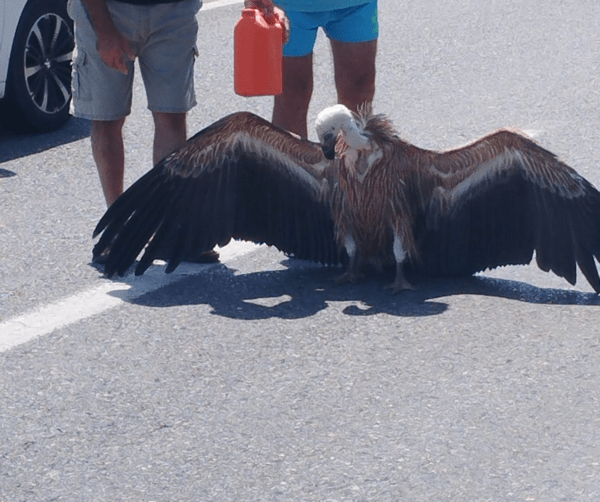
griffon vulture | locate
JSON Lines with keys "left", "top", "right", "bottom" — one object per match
{"left": 93, "top": 105, "right": 600, "bottom": 294}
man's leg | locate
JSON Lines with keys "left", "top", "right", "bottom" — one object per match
{"left": 91, "top": 118, "right": 126, "bottom": 207}
{"left": 152, "top": 111, "right": 187, "bottom": 164}
{"left": 272, "top": 54, "right": 314, "bottom": 138}
{"left": 330, "top": 39, "right": 377, "bottom": 112}
{"left": 91, "top": 112, "right": 185, "bottom": 208}
{"left": 150, "top": 110, "right": 219, "bottom": 263}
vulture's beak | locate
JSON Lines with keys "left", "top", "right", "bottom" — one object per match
{"left": 320, "top": 132, "right": 336, "bottom": 160}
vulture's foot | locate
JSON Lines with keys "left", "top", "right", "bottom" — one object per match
{"left": 384, "top": 278, "right": 416, "bottom": 295}
{"left": 334, "top": 270, "right": 365, "bottom": 286}
{"left": 385, "top": 263, "right": 416, "bottom": 294}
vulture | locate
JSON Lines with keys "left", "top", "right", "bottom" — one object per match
{"left": 93, "top": 105, "right": 600, "bottom": 294}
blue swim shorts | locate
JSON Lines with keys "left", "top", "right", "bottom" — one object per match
{"left": 283, "top": 0, "right": 379, "bottom": 57}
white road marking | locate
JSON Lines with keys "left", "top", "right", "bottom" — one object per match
{"left": 0, "top": 0, "right": 247, "bottom": 353}
{"left": 0, "top": 242, "right": 262, "bottom": 353}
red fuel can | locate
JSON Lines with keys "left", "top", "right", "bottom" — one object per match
{"left": 234, "top": 8, "right": 283, "bottom": 96}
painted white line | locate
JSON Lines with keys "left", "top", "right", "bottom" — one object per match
{"left": 0, "top": 241, "right": 263, "bottom": 353}
{"left": 202, "top": 0, "right": 243, "bottom": 11}
{"left": 0, "top": 0, "right": 247, "bottom": 352}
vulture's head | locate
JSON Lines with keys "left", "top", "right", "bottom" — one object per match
{"left": 315, "top": 104, "right": 371, "bottom": 160}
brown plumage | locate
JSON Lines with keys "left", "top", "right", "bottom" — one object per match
{"left": 93, "top": 105, "right": 600, "bottom": 293}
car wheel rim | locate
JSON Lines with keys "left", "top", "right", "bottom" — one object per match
{"left": 23, "top": 13, "right": 74, "bottom": 115}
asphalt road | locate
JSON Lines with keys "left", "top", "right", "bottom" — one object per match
{"left": 2, "top": 0, "right": 600, "bottom": 500}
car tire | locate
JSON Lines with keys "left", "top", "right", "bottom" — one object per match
{"left": 1, "top": 0, "right": 74, "bottom": 133}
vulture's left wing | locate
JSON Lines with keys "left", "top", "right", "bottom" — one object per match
{"left": 93, "top": 112, "right": 340, "bottom": 277}
{"left": 413, "top": 130, "right": 600, "bottom": 292}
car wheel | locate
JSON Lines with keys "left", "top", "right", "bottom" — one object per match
{"left": 1, "top": 0, "right": 74, "bottom": 133}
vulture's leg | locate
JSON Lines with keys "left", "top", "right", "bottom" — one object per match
{"left": 385, "top": 262, "right": 416, "bottom": 294}
{"left": 334, "top": 234, "right": 364, "bottom": 286}
{"left": 385, "top": 231, "right": 416, "bottom": 294}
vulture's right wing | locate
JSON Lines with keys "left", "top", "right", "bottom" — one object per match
{"left": 93, "top": 112, "right": 341, "bottom": 277}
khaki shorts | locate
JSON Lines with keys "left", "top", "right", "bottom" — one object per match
{"left": 69, "top": 0, "right": 201, "bottom": 120}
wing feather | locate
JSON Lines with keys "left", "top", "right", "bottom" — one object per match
{"left": 93, "top": 112, "right": 340, "bottom": 277}
{"left": 413, "top": 130, "right": 600, "bottom": 292}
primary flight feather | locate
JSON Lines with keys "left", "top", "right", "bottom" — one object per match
{"left": 93, "top": 105, "right": 600, "bottom": 293}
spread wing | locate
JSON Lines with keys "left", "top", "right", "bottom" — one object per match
{"left": 93, "top": 112, "right": 341, "bottom": 277}
{"left": 412, "top": 130, "right": 600, "bottom": 292}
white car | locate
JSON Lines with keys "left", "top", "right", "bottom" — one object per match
{"left": 0, "top": 0, "right": 74, "bottom": 132}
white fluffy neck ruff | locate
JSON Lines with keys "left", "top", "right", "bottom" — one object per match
{"left": 315, "top": 105, "right": 370, "bottom": 150}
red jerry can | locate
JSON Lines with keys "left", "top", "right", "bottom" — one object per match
{"left": 234, "top": 8, "right": 283, "bottom": 96}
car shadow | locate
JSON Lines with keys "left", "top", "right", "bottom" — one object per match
{"left": 0, "top": 167, "right": 16, "bottom": 178}
{"left": 98, "top": 257, "right": 600, "bottom": 321}
{"left": 0, "top": 116, "right": 91, "bottom": 164}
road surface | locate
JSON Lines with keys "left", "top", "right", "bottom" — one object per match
{"left": 1, "top": 0, "right": 600, "bottom": 500}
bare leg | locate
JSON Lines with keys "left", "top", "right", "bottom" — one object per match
{"left": 92, "top": 112, "right": 187, "bottom": 207}
{"left": 91, "top": 118, "right": 126, "bottom": 207}
{"left": 330, "top": 39, "right": 377, "bottom": 112}
{"left": 152, "top": 111, "right": 187, "bottom": 164}
{"left": 272, "top": 54, "right": 313, "bottom": 138}
{"left": 150, "top": 111, "right": 218, "bottom": 263}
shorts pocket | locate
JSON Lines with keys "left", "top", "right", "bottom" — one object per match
{"left": 71, "top": 48, "right": 91, "bottom": 103}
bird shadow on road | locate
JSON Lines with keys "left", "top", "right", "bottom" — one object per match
{"left": 119, "top": 258, "right": 600, "bottom": 320}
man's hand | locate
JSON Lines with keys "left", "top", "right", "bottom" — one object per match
{"left": 96, "top": 28, "right": 136, "bottom": 75}
{"left": 82, "top": 0, "right": 136, "bottom": 74}
{"left": 244, "top": 0, "right": 275, "bottom": 17}
{"left": 244, "top": 0, "right": 290, "bottom": 44}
